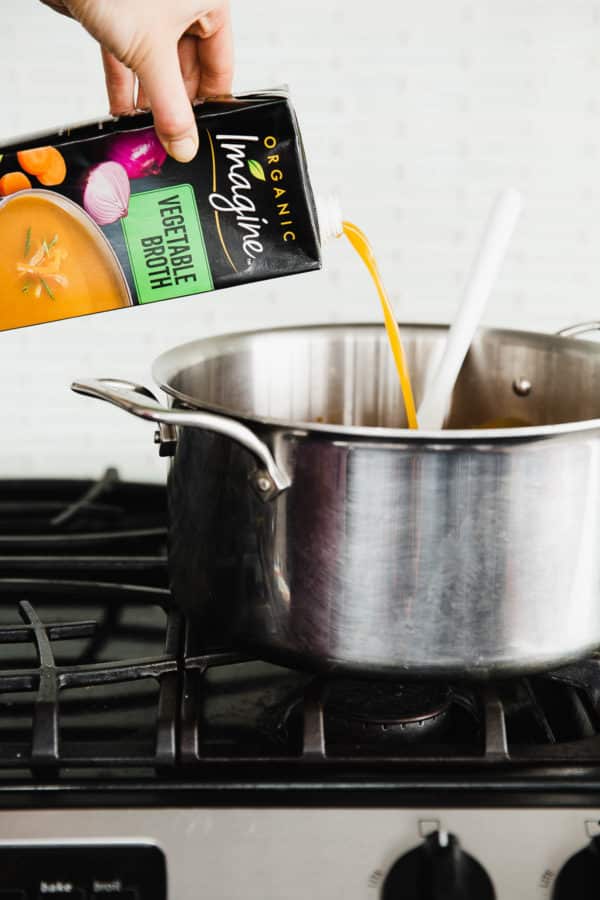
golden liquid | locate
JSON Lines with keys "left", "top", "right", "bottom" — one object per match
{"left": 342, "top": 221, "right": 418, "bottom": 429}
{"left": 0, "top": 194, "right": 130, "bottom": 331}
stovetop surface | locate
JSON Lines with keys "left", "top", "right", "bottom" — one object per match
{"left": 2, "top": 470, "right": 600, "bottom": 805}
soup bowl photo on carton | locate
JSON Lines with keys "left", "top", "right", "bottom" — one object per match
{"left": 0, "top": 188, "right": 132, "bottom": 330}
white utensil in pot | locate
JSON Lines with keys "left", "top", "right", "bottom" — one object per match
{"left": 417, "top": 188, "right": 523, "bottom": 430}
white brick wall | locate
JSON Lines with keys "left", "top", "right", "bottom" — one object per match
{"left": 0, "top": 0, "right": 599, "bottom": 479}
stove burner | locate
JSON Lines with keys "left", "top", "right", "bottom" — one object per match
{"left": 326, "top": 681, "right": 453, "bottom": 744}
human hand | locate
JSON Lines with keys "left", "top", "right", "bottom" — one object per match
{"left": 40, "top": 0, "right": 233, "bottom": 162}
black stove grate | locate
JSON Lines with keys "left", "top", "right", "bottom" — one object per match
{"left": 179, "top": 644, "right": 600, "bottom": 767}
{"left": 0, "top": 581, "right": 181, "bottom": 769}
{"left": 0, "top": 470, "right": 178, "bottom": 771}
{"left": 0, "top": 468, "right": 168, "bottom": 552}
{"left": 1, "top": 470, "right": 600, "bottom": 776}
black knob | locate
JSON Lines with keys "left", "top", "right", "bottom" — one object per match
{"left": 382, "top": 831, "right": 495, "bottom": 900}
{"left": 553, "top": 835, "right": 600, "bottom": 898}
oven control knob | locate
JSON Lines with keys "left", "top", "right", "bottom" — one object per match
{"left": 382, "top": 831, "right": 495, "bottom": 899}
{"left": 552, "top": 835, "right": 600, "bottom": 897}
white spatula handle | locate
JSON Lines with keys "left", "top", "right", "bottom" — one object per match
{"left": 417, "top": 189, "right": 523, "bottom": 430}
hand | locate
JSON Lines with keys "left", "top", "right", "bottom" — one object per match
{"left": 40, "top": 0, "right": 233, "bottom": 162}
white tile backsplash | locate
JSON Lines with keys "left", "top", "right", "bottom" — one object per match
{"left": 0, "top": 0, "right": 598, "bottom": 479}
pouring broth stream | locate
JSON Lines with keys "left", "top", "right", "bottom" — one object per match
{"left": 342, "top": 221, "right": 419, "bottom": 429}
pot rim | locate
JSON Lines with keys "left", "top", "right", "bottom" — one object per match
{"left": 152, "top": 321, "right": 600, "bottom": 442}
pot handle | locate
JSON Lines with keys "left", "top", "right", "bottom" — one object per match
{"left": 557, "top": 321, "right": 600, "bottom": 338}
{"left": 71, "top": 378, "right": 291, "bottom": 499}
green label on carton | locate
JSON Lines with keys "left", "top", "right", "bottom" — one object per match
{"left": 121, "top": 184, "right": 213, "bottom": 303}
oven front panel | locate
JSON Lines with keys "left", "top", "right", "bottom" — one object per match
{"left": 0, "top": 807, "right": 598, "bottom": 899}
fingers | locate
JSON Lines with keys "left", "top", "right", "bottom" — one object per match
{"left": 100, "top": 2, "right": 233, "bottom": 161}
{"left": 136, "top": 80, "right": 149, "bottom": 111}
{"left": 179, "top": 35, "right": 203, "bottom": 102}
{"left": 194, "top": 5, "right": 234, "bottom": 97}
{"left": 137, "top": 36, "right": 199, "bottom": 110}
{"left": 136, "top": 40, "right": 198, "bottom": 162}
{"left": 101, "top": 48, "right": 136, "bottom": 116}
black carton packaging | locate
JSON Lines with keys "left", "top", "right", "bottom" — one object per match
{"left": 0, "top": 90, "right": 321, "bottom": 331}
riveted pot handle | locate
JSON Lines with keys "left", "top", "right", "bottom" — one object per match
{"left": 557, "top": 321, "right": 600, "bottom": 338}
{"left": 71, "top": 378, "right": 291, "bottom": 499}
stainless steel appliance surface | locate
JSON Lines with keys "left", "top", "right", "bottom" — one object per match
{"left": 4, "top": 807, "right": 600, "bottom": 900}
{"left": 73, "top": 323, "right": 600, "bottom": 678}
{"left": 3, "top": 473, "right": 600, "bottom": 899}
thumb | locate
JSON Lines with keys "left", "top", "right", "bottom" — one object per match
{"left": 137, "top": 41, "right": 198, "bottom": 163}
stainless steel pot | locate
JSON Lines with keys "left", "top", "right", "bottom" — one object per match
{"left": 72, "top": 322, "right": 600, "bottom": 679}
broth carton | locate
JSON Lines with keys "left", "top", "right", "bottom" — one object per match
{"left": 0, "top": 90, "right": 325, "bottom": 331}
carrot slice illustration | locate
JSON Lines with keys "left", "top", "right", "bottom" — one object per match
{"left": 17, "top": 147, "right": 66, "bottom": 186}
{"left": 0, "top": 172, "right": 32, "bottom": 196}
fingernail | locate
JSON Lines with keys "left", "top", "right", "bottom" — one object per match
{"left": 166, "top": 136, "right": 198, "bottom": 163}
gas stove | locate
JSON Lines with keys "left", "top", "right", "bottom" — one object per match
{"left": 1, "top": 471, "right": 600, "bottom": 898}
